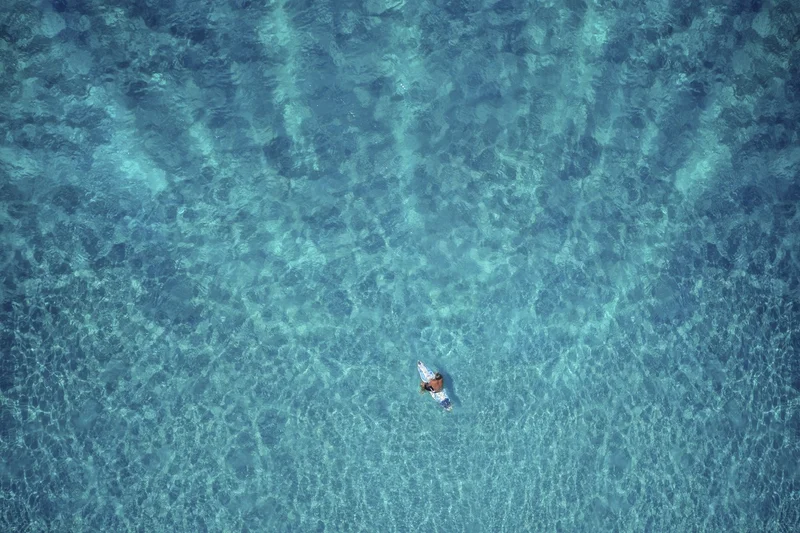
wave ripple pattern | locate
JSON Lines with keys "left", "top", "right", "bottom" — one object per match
{"left": 1, "top": 0, "right": 798, "bottom": 532}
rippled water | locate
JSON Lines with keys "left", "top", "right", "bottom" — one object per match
{"left": 1, "top": 0, "right": 798, "bottom": 531}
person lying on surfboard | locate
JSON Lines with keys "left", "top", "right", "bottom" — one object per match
{"left": 420, "top": 372, "right": 444, "bottom": 393}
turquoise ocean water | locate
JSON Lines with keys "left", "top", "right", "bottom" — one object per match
{"left": 1, "top": 0, "right": 799, "bottom": 531}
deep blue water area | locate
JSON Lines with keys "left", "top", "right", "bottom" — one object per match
{"left": 1, "top": 0, "right": 799, "bottom": 531}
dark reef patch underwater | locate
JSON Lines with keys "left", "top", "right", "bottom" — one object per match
{"left": 1, "top": 0, "right": 799, "bottom": 531}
